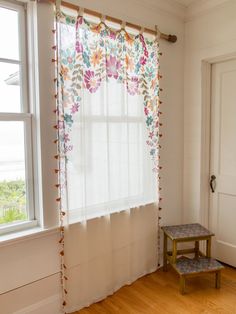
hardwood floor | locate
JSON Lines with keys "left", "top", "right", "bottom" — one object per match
{"left": 73, "top": 265, "right": 236, "bottom": 314}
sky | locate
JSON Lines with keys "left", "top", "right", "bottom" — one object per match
{"left": 0, "top": 7, "right": 25, "bottom": 181}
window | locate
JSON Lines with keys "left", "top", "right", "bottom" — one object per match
{"left": 67, "top": 86, "right": 156, "bottom": 222}
{"left": 0, "top": 1, "right": 36, "bottom": 233}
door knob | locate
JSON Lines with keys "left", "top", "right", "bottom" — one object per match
{"left": 210, "top": 175, "right": 216, "bottom": 193}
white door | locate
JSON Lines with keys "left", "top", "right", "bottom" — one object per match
{"left": 210, "top": 59, "right": 236, "bottom": 267}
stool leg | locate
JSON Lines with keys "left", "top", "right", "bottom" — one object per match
{"left": 180, "top": 276, "right": 186, "bottom": 295}
{"left": 215, "top": 271, "right": 221, "bottom": 289}
{"left": 206, "top": 238, "right": 211, "bottom": 258}
{"left": 195, "top": 241, "right": 199, "bottom": 259}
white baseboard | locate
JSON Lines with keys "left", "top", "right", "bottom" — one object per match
{"left": 13, "top": 294, "right": 61, "bottom": 314}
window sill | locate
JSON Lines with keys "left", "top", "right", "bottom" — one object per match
{"left": 0, "top": 225, "right": 59, "bottom": 248}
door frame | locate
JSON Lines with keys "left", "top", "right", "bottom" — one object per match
{"left": 200, "top": 53, "right": 236, "bottom": 229}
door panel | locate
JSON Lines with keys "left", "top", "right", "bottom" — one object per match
{"left": 210, "top": 59, "right": 236, "bottom": 267}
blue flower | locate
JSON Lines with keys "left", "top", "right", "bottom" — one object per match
{"left": 146, "top": 116, "right": 153, "bottom": 126}
{"left": 150, "top": 148, "right": 156, "bottom": 156}
{"left": 83, "top": 51, "right": 91, "bottom": 67}
{"left": 64, "top": 114, "right": 73, "bottom": 127}
{"left": 61, "top": 48, "right": 75, "bottom": 70}
{"left": 145, "top": 66, "right": 155, "bottom": 80}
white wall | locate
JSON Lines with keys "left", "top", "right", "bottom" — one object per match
{"left": 183, "top": 0, "right": 236, "bottom": 224}
{"left": 0, "top": 1, "right": 185, "bottom": 313}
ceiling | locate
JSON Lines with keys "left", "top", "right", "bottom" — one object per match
{"left": 172, "top": 0, "right": 197, "bottom": 6}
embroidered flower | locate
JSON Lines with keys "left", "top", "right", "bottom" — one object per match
{"left": 109, "top": 30, "right": 116, "bottom": 40}
{"left": 140, "top": 56, "right": 147, "bottom": 65}
{"left": 61, "top": 49, "right": 75, "bottom": 70}
{"left": 106, "top": 56, "right": 121, "bottom": 79}
{"left": 146, "top": 115, "right": 153, "bottom": 126}
{"left": 61, "top": 65, "right": 70, "bottom": 80}
{"left": 64, "top": 134, "right": 70, "bottom": 143}
{"left": 150, "top": 148, "right": 156, "bottom": 156}
{"left": 82, "top": 51, "right": 91, "bottom": 67}
{"left": 127, "top": 77, "right": 139, "bottom": 95}
{"left": 149, "top": 131, "right": 154, "bottom": 139}
{"left": 91, "top": 48, "right": 103, "bottom": 67}
{"left": 64, "top": 114, "right": 73, "bottom": 127}
{"left": 144, "top": 106, "right": 149, "bottom": 116}
{"left": 91, "top": 23, "right": 102, "bottom": 34}
{"left": 76, "top": 16, "right": 83, "bottom": 30}
{"left": 125, "top": 55, "right": 134, "bottom": 72}
{"left": 145, "top": 66, "right": 155, "bottom": 80}
{"left": 76, "top": 40, "right": 83, "bottom": 53}
{"left": 84, "top": 70, "right": 101, "bottom": 93}
{"left": 71, "top": 103, "right": 79, "bottom": 114}
{"left": 125, "top": 33, "right": 134, "bottom": 45}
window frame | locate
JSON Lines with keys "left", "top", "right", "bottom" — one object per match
{"left": 0, "top": 0, "right": 37, "bottom": 234}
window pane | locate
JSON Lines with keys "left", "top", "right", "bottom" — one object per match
{"left": 0, "top": 7, "right": 19, "bottom": 60}
{"left": 0, "top": 62, "right": 21, "bottom": 112}
{"left": 0, "top": 122, "right": 27, "bottom": 225}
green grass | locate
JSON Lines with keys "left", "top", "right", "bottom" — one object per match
{"left": 0, "top": 180, "right": 27, "bottom": 225}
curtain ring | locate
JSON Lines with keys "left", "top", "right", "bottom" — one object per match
{"left": 101, "top": 14, "right": 106, "bottom": 23}
{"left": 155, "top": 25, "right": 161, "bottom": 39}
{"left": 121, "top": 20, "right": 126, "bottom": 31}
{"left": 78, "top": 6, "right": 84, "bottom": 16}
{"left": 55, "top": 0, "right": 61, "bottom": 17}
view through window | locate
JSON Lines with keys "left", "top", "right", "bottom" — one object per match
{"left": 0, "top": 3, "right": 33, "bottom": 228}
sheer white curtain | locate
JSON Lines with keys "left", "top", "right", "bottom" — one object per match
{"left": 68, "top": 79, "right": 156, "bottom": 222}
{"left": 56, "top": 11, "right": 160, "bottom": 312}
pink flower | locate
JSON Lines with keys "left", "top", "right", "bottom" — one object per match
{"left": 149, "top": 131, "right": 154, "bottom": 139}
{"left": 109, "top": 31, "right": 116, "bottom": 40}
{"left": 71, "top": 103, "right": 79, "bottom": 113}
{"left": 140, "top": 56, "right": 147, "bottom": 65}
{"left": 76, "top": 40, "right": 83, "bottom": 53}
{"left": 106, "top": 56, "right": 121, "bottom": 79}
{"left": 58, "top": 120, "right": 64, "bottom": 129}
{"left": 144, "top": 107, "right": 149, "bottom": 116}
{"left": 64, "top": 134, "right": 70, "bottom": 143}
{"left": 127, "top": 77, "right": 139, "bottom": 95}
{"left": 84, "top": 70, "right": 101, "bottom": 93}
{"left": 76, "top": 16, "right": 83, "bottom": 30}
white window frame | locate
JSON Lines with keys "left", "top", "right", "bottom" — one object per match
{"left": 0, "top": 0, "right": 37, "bottom": 235}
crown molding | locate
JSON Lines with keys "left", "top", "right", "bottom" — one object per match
{"left": 186, "top": 0, "right": 232, "bottom": 21}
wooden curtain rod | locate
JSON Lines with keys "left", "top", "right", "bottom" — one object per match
{"left": 44, "top": 0, "right": 177, "bottom": 43}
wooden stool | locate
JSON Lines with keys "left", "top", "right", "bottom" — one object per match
{"left": 162, "top": 223, "right": 224, "bottom": 294}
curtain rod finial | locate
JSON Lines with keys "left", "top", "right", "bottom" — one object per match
{"left": 168, "top": 34, "right": 177, "bottom": 43}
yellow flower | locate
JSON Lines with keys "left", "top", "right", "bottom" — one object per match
{"left": 125, "top": 33, "right": 134, "bottom": 46}
{"left": 61, "top": 65, "right": 70, "bottom": 80}
{"left": 91, "top": 49, "right": 103, "bottom": 67}
{"left": 91, "top": 23, "right": 102, "bottom": 34}
{"left": 125, "top": 55, "right": 134, "bottom": 71}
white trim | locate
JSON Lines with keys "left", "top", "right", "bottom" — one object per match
{"left": 0, "top": 226, "right": 59, "bottom": 247}
{"left": 26, "top": 1, "right": 43, "bottom": 226}
{"left": 0, "top": 58, "right": 20, "bottom": 64}
{"left": 200, "top": 53, "right": 236, "bottom": 229}
{"left": 0, "top": 1, "right": 37, "bottom": 234}
{"left": 12, "top": 294, "right": 61, "bottom": 314}
{"left": 0, "top": 220, "right": 38, "bottom": 236}
{"left": 0, "top": 112, "right": 31, "bottom": 120}
{"left": 200, "top": 61, "right": 211, "bottom": 228}
{"left": 24, "top": 116, "right": 35, "bottom": 220}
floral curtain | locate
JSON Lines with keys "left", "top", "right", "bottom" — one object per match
{"left": 55, "top": 11, "right": 162, "bottom": 312}
{"left": 57, "top": 14, "right": 161, "bottom": 171}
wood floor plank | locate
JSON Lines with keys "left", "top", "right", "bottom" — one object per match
{"left": 72, "top": 266, "right": 236, "bottom": 314}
